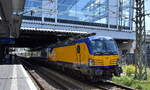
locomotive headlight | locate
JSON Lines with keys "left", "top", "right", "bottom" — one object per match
{"left": 117, "top": 58, "right": 121, "bottom": 65}
{"left": 88, "top": 59, "right": 94, "bottom": 66}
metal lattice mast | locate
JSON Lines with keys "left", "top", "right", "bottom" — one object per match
{"left": 134, "top": 0, "right": 147, "bottom": 80}
{"left": 118, "top": 0, "right": 123, "bottom": 31}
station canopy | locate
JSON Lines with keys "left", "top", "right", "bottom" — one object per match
{"left": 14, "top": 27, "right": 88, "bottom": 48}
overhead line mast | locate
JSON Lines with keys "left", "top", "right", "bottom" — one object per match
{"left": 134, "top": 0, "right": 147, "bottom": 80}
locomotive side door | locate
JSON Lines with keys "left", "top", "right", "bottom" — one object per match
{"left": 76, "top": 44, "right": 81, "bottom": 66}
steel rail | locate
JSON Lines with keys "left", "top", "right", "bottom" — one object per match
{"left": 94, "top": 80, "right": 136, "bottom": 90}
{"left": 21, "top": 59, "right": 97, "bottom": 90}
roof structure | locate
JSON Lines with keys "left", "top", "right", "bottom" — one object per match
{"left": 13, "top": 27, "right": 89, "bottom": 48}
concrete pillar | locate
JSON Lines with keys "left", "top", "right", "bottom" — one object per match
{"left": 0, "top": 45, "right": 6, "bottom": 63}
{"left": 117, "top": 40, "right": 135, "bottom": 54}
{"left": 0, "top": 22, "right": 10, "bottom": 37}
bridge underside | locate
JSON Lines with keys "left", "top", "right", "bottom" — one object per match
{"left": 10, "top": 28, "right": 134, "bottom": 54}
{"left": 22, "top": 16, "right": 135, "bottom": 40}
{"left": 12, "top": 29, "right": 88, "bottom": 49}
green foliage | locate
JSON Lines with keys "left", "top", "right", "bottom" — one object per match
{"left": 112, "top": 76, "right": 133, "bottom": 86}
{"left": 112, "top": 67, "right": 150, "bottom": 90}
{"left": 122, "top": 65, "right": 136, "bottom": 76}
{"left": 136, "top": 84, "right": 142, "bottom": 89}
{"left": 148, "top": 69, "right": 150, "bottom": 81}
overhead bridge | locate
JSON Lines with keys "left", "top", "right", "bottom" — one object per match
{"left": 22, "top": 16, "right": 135, "bottom": 40}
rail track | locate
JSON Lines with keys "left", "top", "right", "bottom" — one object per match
{"left": 21, "top": 58, "right": 98, "bottom": 90}
{"left": 93, "top": 80, "right": 136, "bottom": 90}
{"left": 21, "top": 59, "right": 59, "bottom": 90}
{"left": 20, "top": 57, "right": 136, "bottom": 90}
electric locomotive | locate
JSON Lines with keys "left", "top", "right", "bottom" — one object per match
{"left": 47, "top": 36, "right": 122, "bottom": 80}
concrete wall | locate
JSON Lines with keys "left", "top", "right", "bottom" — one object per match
{"left": 0, "top": 0, "right": 25, "bottom": 38}
{"left": 0, "top": 22, "right": 10, "bottom": 37}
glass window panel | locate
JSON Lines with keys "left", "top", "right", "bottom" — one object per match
{"left": 42, "top": 0, "right": 55, "bottom": 18}
{"left": 23, "top": 0, "right": 132, "bottom": 27}
{"left": 57, "top": 0, "right": 108, "bottom": 24}
{"left": 58, "top": 0, "right": 77, "bottom": 20}
{"left": 24, "top": 0, "right": 42, "bottom": 16}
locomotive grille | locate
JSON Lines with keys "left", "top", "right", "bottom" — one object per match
{"left": 110, "top": 59, "right": 116, "bottom": 65}
{"left": 94, "top": 59, "right": 104, "bottom": 66}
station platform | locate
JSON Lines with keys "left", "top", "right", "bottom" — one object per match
{"left": 0, "top": 64, "right": 38, "bottom": 90}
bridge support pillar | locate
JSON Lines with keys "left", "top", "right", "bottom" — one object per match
{"left": 0, "top": 44, "right": 9, "bottom": 64}
{"left": 0, "top": 45, "right": 5, "bottom": 63}
{"left": 117, "top": 40, "right": 135, "bottom": 54}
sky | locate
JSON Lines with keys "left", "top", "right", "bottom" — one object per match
{"left": 145, "top": 0, "right": 150, "bottom": 31}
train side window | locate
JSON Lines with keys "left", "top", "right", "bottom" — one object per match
{"left": 77, "top": 45, "right": 80, "bottom": 53}
{"left": 48, "top": 48, "right": 53, "bottom": 53}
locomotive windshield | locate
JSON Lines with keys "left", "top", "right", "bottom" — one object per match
{"left": 90, "top": 39, "right": 118, "bottom": 55}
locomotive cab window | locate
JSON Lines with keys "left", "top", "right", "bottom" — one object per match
{"left": 90, "top": 39, "right": 118, "bottom": 55}
{"left": 48, "top": 48, "right": 54, "bottom": 55}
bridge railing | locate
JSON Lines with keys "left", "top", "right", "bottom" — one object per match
{"left": 21, "top": 16, "right": 131, "bottom": 31}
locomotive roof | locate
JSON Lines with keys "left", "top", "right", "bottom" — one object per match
{"left": 88, "top": 36, "right": 113, "bottom": 40}
{"left": 48, "top": 36, "right": 113, "bottom": 48}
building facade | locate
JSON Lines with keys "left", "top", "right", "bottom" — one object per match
{"left": 24, "top": 0, "right": 133, "bottom": 29}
